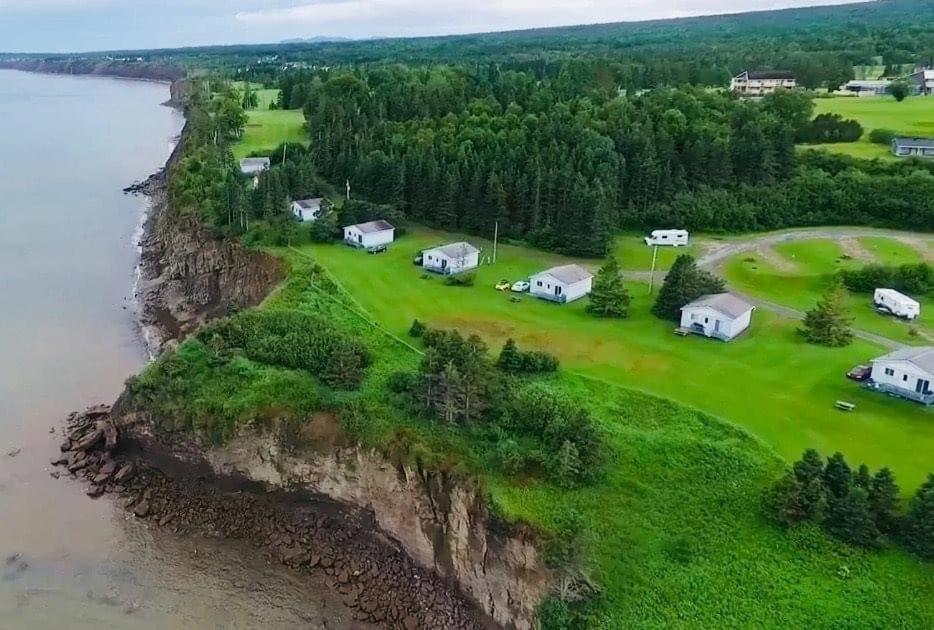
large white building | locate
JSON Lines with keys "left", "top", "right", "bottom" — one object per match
{"left": 908, "top": 69, "right": 934, "bottom": 96}
{"left": 868, "top": 346, "right": 934, "bottom": 405}
{"left": 529, "top": 264, "right": 594, "bottom": 304}
{"left": 422, "top": 242, "right": 480, "bottom": 275}
{"left": 730, "top": 70, "right": 797, "bottom": 96}
{"left": 343, "top": 220, "right": 395, "bottom": 249}
{"left": 680, "top": 293, "right": 755, "bottom": 342}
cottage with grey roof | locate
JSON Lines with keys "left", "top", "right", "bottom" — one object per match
{"left": 892, "top": 137, "right": 934, "bottom": 158}
{"left": 530, "top": 264, "right": 594, "bottom": 303}
{"left": 239, "top": 157, "right": 271, "bottom": 176}
{"left": 680, "top": 293, "right": 755, "bottom": 341}
{"left": 868, "top": 346, "right": 934, "bottom": 405}
{"left": 292, "top": 198, "right": 325, "bottom": 222}
{"left": 343, "top": 220, "right": 395, "bottom": 250}
{"left": 421, "top": 242, "right": 480, "bottom": 275}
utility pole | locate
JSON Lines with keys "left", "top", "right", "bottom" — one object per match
{"left": 346, "top": 179, "right": 351, "bottom": 201}
{"left": 648, "top": 245, "right": 659, "bottom": 294}
{"left": 492, "top": 221, "right": 499, "bottom": 264}
{"left": 282, "top": 143, "right": 288, "bottom": 165}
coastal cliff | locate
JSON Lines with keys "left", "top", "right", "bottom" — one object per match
{"left": 0, "top": 58, "right": 184, "bottom": 83}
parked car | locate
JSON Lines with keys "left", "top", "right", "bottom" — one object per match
{"left": 368, "top": 245, "right": 388, "bottom": 255}
{"left": 495, "top": 280, "right": 511, "bottom": 291}
{"left": 511, "top": 281, "right": 530, "bottom": 293}
{"left": 847, "top": 365, "right": 872, "bottom": 382}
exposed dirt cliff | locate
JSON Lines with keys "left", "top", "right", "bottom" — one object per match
{"left": 0, "top": 59, "right": 184, "bottom": 83}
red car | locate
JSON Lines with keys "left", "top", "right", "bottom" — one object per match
{"left": 847, "top": 365, "right": 871, "bottom": 382}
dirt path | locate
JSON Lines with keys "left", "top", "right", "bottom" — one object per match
{"left": 752, "top": 246, "right": 799, "bottom": 272}
{"left": 839, "top": 237, "right": 876, "bottom": 263}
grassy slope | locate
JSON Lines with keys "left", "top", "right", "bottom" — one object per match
{"left": 805, "top": 96, "right": 934, "bottom": 160}
{"left": 263, "top": 242, "right": 934, "bottom": 628}
{"left": 724, "top": 238, "right": 933, "bottom": 343}
{"left": 296, "top": 229, "right": 934, "bottom": 489}
{"left": 612, "top": 233, "right": 699, "bottom": 271}
{"left": 233, "top": 88, "right": 308, "bottom": 160}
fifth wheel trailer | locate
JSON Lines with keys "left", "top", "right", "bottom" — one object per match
{"left": 874, "top": 288, "right": 920, "bottom": 320}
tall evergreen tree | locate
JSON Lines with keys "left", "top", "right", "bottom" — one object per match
{"left": 587, "top": 255, "right": 631, "bottom": 318}
{"left": 823, "top": 452, "right": 853, "bottom": 500}
{"left": 902, "top": 473, "right": 934, "bottom": 559}
{"left": 826, "top": 486, "right": 881, "bottom": 548}
{"left": 651, "top": 255, "right": 725, "bottom": 321}
{"left": 868, "top": 467, "right": 901, "bottom": 536}
{"left": 801, "top": 279, "right": 854, "bottom": 347}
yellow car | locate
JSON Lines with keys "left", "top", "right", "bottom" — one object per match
{"left": 495, "top": 280, "right": 511, "bottom": 291}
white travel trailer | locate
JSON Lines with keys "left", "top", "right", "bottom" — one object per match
{"left": 874, "top": 288, "right": 920, "bottom": 320}
{"left": 645, "top": 229, "right": 689, "bottom": 247}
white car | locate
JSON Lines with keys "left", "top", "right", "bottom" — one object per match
{"left": 511, "top": 281, "right": 530, "bottom": 293}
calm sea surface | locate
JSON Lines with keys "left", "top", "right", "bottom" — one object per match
{"left": 0, "top": 70, "right": 356, "bottom": 629}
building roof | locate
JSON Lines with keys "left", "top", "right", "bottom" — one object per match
{"left": 349, "top": 219, "right": 394, "bottom": 233}
{"left": 876, "top": 288, "right": 920, "bottom": 305}
{"left": 738, "top": 70, "right": 795, "bottom": 80}
{"left": 294, "top": 198, "right": 323, "bottom": 209}
{"left": 239, "top": 157, "right": 270, "bottom": 173}
{"left": 426, "top": 242, "right": 480, "bottom": 258}
{"left": 845, "top": 80, "right": 891, "bottom": 88}
{"left": 911, "top": 69, "right": 934, "bottom": 80}
{"left": 534, "top": 264, "right": 594, "bottom": 285}
{"left": 873, "top": 347, "right": 934, "bottom": 374}
{"left": 681, "top": 293, "right": 755, "bottom": 319}
{"left": 893, "top": 136, "right": 934, "bottom": 149}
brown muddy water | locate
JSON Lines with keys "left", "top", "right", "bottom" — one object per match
{"left": 0, "top": 70, "right": 359, "bottom": 628}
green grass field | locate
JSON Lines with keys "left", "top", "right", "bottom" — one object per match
{"left": 291, "top": 229, "right": 934, "bottom": 489}
{"left": 805, "top": 96, "right": 934, "bottom": 159}
{"left": 612, "top": 233, "right": 699, "bottom": 271}
{"left": 724, "top": 238, "right": 933, "bottom": 343}
{"left": 265, "top": 233, "right": 934, "bottom": 627}
{"left": 233, "top": 88, "right": 308, "bottom": 160}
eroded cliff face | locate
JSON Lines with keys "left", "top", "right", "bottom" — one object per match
{"left": 204, "top": 428, "right": 552, "bottom": 630}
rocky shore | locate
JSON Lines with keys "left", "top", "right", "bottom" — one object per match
{"left": 54, "top": 406, "right": 494, "bottom": 630}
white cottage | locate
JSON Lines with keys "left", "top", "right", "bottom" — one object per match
{"left": 868, "top": 346, "right": 934, "bottom": 405}
{"left": 422, "top": 242, "right": 480, "bottom": 275}
{"left": 239, "top": 157, "right": 270, "bottom": 177}
{"left": 680, "top": 293, "right": 755, "bottom": 341}
{"left": 530, "top": 264, "right": 594, "bottom": 304}
{"left": 292, "top": 198, "right": 324, "bottom": 222}
{"left": 343, "top": 220, "right": 395, "bottom": 249}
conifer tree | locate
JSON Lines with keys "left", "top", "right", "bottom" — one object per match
{"left": 902, "top": 473, "right": 934, "bottom": 559}
{"left": 826, "top": 486, "right": 881, "bottom": 548}
{"left": 554, "top": 440, "right": 583, "bottom": 489}
{"left": 497, "top": 339, "right": 524, "bottom": 373}
{"left": 763, "top": 472, "right": 809, "bottom": 527}
{"left": 801, "top": 279, "right": 854, "bottom": 347}
{"left": 868, "top": 467, "right": 901, "bottom": 535}
{"left": 651, "top": 255, "right": 725, "bottom": 321}
{"left": 823, "top": 452, "right": 853, "bottom": 500}
{"left": 587, "top": 255, "right": 631, "bottom": 318}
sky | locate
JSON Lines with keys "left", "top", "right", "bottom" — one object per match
{"left": 0, "top": 0, "right": 866, "bottom": 53}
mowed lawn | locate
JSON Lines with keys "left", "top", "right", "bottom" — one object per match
{"left": 294, "top": 228, "right": 934, "bottom": 488}
{"left": 724, "top": 238, "right": 934, "bottom": 343}
{"left": 805, "top": 96, "right": 934, "bottom": 159}
{"left": 612, "top": 232, "right": 700, "bottom": 271}
{"left": 233, "top": 88, "right": 308, "bottom": 160}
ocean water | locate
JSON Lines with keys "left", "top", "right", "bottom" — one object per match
{"left": 0, "top": 70, "right": 358, "bottom": 629}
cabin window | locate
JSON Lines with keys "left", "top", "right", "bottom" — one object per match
{"left": 704, "top": 317, "right": 709, "bottom": 324}
{"left": 885, "top": 368, "right": 895, "bottom": 376}
{"left": 536, "top": 281, "right": 542, "bottom": 287}
{"left": 903, "top": 374, "right": 909, "bottom": 382}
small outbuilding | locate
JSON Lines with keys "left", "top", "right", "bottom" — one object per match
{"left": 292, "top": 198, "right": 324, "bottom": 222}
{"left": 239, "top": 157, "right": 271, "bottom": 177}
{"left": 530, "top": 264, "right": 594, "bottom": 303}
{"left": 422, "top": 242, "right": 480, "bottom": 275}
{"left": 867, "top": 346, "right": 934, "bottom": 405}
{"left": 892, "top": 137, "right": 934, "bottom": 158}
{"left": 344, "top": 220, "right": 395, "bottom": 250}
{"left": 679, "top": 293, "right": 755, "bottom": 341}
{"left": 645, "top": 229, "right": 690, "bottom": 247}
{"left": 874, "top": 288, "right": 920, "bottom": 320}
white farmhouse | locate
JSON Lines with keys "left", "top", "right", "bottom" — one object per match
{"left": 874, "top": 288, "right": 921, "bottom": 320}
{"left": 422, "top": 242, "right": 480, "bottom": 275}
{"left": 730, "top": 70, "right": 796, "bottom": 96}
{"left": 530, "top": 264, "right": 594, "bottom": 303}
{"left": 645, "top": 229, "right": 689, "bottom": 247}
{"left": 292, "top": 198, "right": 324, "bottom": 222}
{"left": 343, "top": 220, "right": 395, "bottom": 249}
{"left": 868, "top": 346, "right": 934, "bottom": 405}
{"left": 239, "top": 157, "right": 270, "bottom": 177}
{"left": 680, "top": 293, "right": 755, "bottom": 341}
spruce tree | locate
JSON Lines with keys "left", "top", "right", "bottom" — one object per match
{"left": 801, "top": 279, "right": 854, "bottom": 347}
{"left": 826, "top": 486, "right": 881, "bottom": 548}
{"left": 651, "top": 255, "right": 725, "bottom": 321}
{"left": 553, "top": 440, "right": 583, "bottom": 488}
{"left": 902, "top": 473, "right": 934, "bottom": 559}
{"left": 868, "top": 467, "right": 901, "bottom": 536}
{"left": 793, "top": 449, "right": 825, "bottom": 484}
{"left": 823, "top": 452, "right": 853, "bottom": 500}
{"left": 764, "top": 472, "right": 809, "bottom": 527}
{"left": 587, "top": 255, "right": 631, "bottom": 318}
{"left": 854, "top": 464, "right": 872, "bottom": 490}
{"left": 497, "top": 339, "right": 524, "bottom": 373}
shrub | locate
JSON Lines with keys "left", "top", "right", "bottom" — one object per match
{"left": 869, "top": 128, "right": 896, "bottom": 145}
{"left": 841, "top": 263, "right": 933, "bottom": 295}
{"left": 408, "top": 319, "right": 426, "bottom": 338}
{"left": 497, "top": 339, "right": 560, "bottom": 374}
{"left": 386, "top": 371, "right": 417, "bottom": 394}
{"left": 444, "top": 272, "right": 475, "bottom": 287}
{"left": 797, "top": 113, "right": 863, "bottom": 144}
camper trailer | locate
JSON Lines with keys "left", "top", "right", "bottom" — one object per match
{"left": 645, "top": 229, "right": 689, "bottom": 247}
{"left": 874, "top": 288, "right": 921, "bottom": 320}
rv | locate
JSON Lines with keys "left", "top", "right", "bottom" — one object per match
{"left": 874, "top": 288, "right": 920, "bottom": 320}
{"left": 645, "top": 230, "right": 689, "bottom": 247}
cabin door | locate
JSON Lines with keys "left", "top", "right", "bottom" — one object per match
{"left": 917, "top": 379, "right": 931, "bottom": 395}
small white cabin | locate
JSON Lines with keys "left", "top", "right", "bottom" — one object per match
{"left": 239, "top": 157, "right": 270, "bottom": 177}
{"left": 868, "top": 346, "right": 934, "bottom": 405}
{"left": 344, "top": 220, "right": 395, "bottom": 249}
{"left": 530, "top": 264, "right": 594, "bottom": 304}
{"left": 874, "top": 288, "right": 920, "bottom": 320}
{"left": 680, "top": 293, "right": 755, "bottom": 342}
{"left": 645, "top": 229, "right": 689, "bottom": 247}
{"left": 292, "top": 198, "right": 324, "bottom": 222}
{"left": 422, "top": 242, "right": 480, "bottom": 275}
